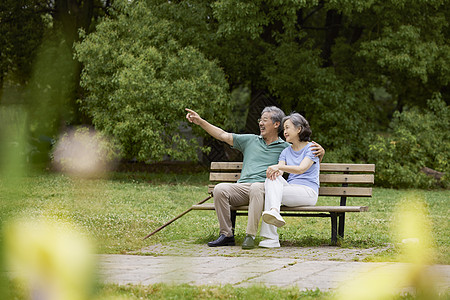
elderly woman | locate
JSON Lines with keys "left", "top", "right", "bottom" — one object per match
{"left": 259, "top": 113, "right": 321, "bottom": 248}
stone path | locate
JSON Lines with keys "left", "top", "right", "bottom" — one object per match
{"left": 97, "top": 242, "right": 450, "bottom": 293}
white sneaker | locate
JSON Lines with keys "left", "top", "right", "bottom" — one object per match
{"left": 259, "top": 238, "right": 280, "bottom": 248}
{"left": 262, "top": 210, "right": 286, "bottom": 227}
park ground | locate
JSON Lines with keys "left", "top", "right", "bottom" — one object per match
{"left": 2, "top": 170, "right": 449, "bottom": 299}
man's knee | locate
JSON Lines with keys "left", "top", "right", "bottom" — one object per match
{"left": 249, "top": 182, "right": 264, "bottom": 200}
{"left": 249, "top": 182, "right": 264, "bottom": 193}
{"left": 213, "top": 183, "right": 230, "bottom": 202}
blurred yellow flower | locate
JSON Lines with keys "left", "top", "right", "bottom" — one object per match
{"left": 4, "top": 218, "right": 96, "bottom": 300}
{"left": 334, "top": 193, "right": 439, "bottom": 299}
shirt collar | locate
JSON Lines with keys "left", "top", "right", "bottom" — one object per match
{"left": 258, "top": 135, "right": 285, "bottom": 145}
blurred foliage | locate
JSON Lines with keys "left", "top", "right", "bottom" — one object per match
{"left": 26, "top": 32, "right": 78, "bottom": 164}
{"left": 52, "top": 126, "right": 123, "bottom": 178}
{"left": 368, "top": 94, "right": 449, "bottom": 188}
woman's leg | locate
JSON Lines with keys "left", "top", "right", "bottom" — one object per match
{"left": 263, "top": 176, "right": 288, "bottom": 211}
{"left": 260, "top": 183, "right": 317, "bottom": 248}
{"left": 281, "top": 184, "right": 318, "bottom": 207}
{"left": 260, "top": 176, "right": 287, "bottom": 247}
{"left": 259, "top": 220, "right": 280, "bottom": 247}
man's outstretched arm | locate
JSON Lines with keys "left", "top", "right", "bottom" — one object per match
{"left": 185, "top": 108, "right": 233, "bottom": 146}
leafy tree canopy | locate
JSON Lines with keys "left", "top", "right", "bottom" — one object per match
{"left": 76, "top": 0, "right": 449, "bottom": 171}
{"left": 75, "top": 0, "right": 230, "bottom": 161}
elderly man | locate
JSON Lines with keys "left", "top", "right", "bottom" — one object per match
{"left": 185, "top": 107, "right": 324, "bottom": 249}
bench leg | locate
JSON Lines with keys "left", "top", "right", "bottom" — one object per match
{"left": 330, "top": 213, "right": 338, "bottom": 245}
{"left": 338, "top": 212, "right": 345, "bottom": 239}
{"left": 338, "top": 193, "right": 347, "bottom": 240}
{"left": 230, "top": 210, "right": 236, "bottom": 236}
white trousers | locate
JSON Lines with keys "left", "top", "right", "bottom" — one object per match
{"left": 260, "top": 176, "right": 318, "bottom": 241}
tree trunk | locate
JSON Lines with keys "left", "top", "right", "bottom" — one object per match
{"left": 321, "top": 9, "right": 342, "bottom": 67}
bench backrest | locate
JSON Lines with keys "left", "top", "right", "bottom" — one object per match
{"left": 208, "top": 162, "right": 375, "bottom": 198}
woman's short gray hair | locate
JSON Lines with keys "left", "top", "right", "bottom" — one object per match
{"left": 261, "top": 106, "right": 286, "bottom": 133}
{"left": 282, "top": 113, "right": 312, "bottom": 142}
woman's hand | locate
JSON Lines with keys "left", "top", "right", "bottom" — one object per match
{"left": 266, "top": 164, "right": 281, "bottom": 181}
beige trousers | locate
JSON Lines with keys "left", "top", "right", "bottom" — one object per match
{"left": 212, "top": 182, "right": 265, "bottom": 237}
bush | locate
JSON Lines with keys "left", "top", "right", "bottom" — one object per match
{"left": 321, "top": 145, "right": 356, "bottom": 164}
{"left": 367, "top": 94, "right": 449, "bottom": 188}
{"left": 74, "top": 1, "right": 230, "bottom": 162}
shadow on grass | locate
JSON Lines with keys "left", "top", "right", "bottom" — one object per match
{"left": 194, "top": 231, "right": 258, "bottom": 246}
{"left": 193, "top": 228, "right": 222, "bottom": 245}
{"left": 193, "top": 231, "right": 387, "bottom": 249}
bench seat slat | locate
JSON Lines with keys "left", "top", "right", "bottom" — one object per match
{"left": 191, "top": 203, "right": 369, "bottom": 213}
{"left": 318, "top": 187, "right": 372, "bottom": 197}
{"left": 209, "top": 172, "right": 241, "bottom": 182}
{"left": 210, "top": 173, "right": 374, "bottom": 184}
{"left": 211, "top": 162, "right": 375, "bottom": 173}
{"left": 208, "top": 185, "right": 372, "bottom": 197}
{"left": 210, "top": 162, "right": 242, "bottom": 171}
{"left": 319, "top": 174, "right": 374, "bottom": 184}
{"left": 320, "top": 163, "right": 375, "bottom": 173}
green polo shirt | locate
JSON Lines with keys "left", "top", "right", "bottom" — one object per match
{"left": 232, "top": 134, "right": 290, "bottom": 183}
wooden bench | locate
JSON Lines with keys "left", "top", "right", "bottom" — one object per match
{"left": 191, "top": 162, "right": 375, "bottom": 245}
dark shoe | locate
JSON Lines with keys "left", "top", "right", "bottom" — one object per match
{"left": 207, "top": 234, "right": 235, "bottom": 247}
{"left": 242, "top": 235, "right": 255, "bottom": 249}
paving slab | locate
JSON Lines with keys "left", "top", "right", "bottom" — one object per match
{"left": 98, "top": 254, "right": 450, "bottom": 293}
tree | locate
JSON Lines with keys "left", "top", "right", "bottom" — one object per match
{"left": 0, "top": 0, "right": 47, "bottom": 94}
{"left": 367, "top": 94, "right": 449, "bottom": 188}
{"left": 75, "top": 0, "right": 230, "bottom": 161}
{"left": 0, "top": 0, "right": 112, "bottom": 112}
{"left": 209, "top": 0, "right": 450, "bottom": 159}
{"left": 0, "top": 0, "right": 114, "bottom": 165}
{"left": 75, "top": 0, "right": 449, "bottom": 166}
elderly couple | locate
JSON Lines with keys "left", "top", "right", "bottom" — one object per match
{"left": 185, "top": 106, "right": 324, "bottom": 249}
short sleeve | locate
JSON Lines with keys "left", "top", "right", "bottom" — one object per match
{"left": 232, "top": 134, "right": 254, "bottom": 153}
{"left": 232, "top": 134, "right": 244, "bottom": 152}
{"left": 278, "top": 147, "right": 288, "bottom": 163}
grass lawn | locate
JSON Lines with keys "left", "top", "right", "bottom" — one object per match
{"left": 1, "top": 171, "right": 448, "bottom": 299}
{"left": 1, "top": 171, "right": 448, "bottom": 264}
{"left": 9, "top": 281, "right": 433, "bottom": 299}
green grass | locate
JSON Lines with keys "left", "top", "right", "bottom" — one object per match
{"left": 1, "top": 171, "right": 449, "bottom": 299}
{"left": 96, "top": 284, "right": 446, "bottom": 300}
{"left": 1, "top": 171, "right": 449, "bottom": 264}
{"left": 11, "top": 281, "right": 445, "bottom": 300}
{"left": 94, "top": 284, "right": 329, "bottom": 300}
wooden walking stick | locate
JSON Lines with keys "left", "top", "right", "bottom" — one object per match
{"left": 142, "top": 194, "right": 212, "bottom": 240}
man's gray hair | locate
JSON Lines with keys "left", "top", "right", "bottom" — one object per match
{"left": 261, "top": 106, "right": 286, "bottom": 133}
